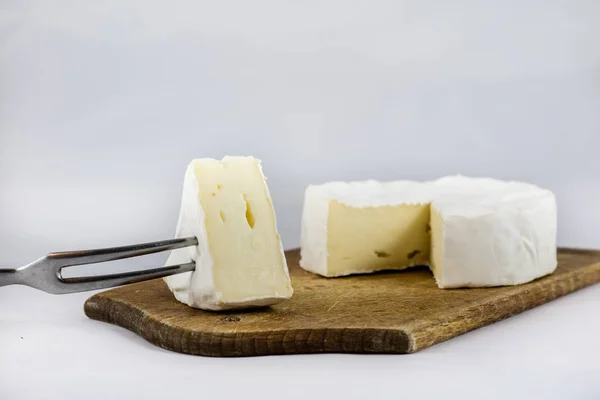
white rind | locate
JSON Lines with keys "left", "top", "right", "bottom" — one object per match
{"left": 164, "top": 156, "right": 292, "bottom": 311}
{"left": 306, "top": 180, "right": 435, "bottom": 207}
{"left": 163, "top": 164, "right": 211, "bottom": 307}
{"left": 432, "top": 176, "right": 557, "bottom": 288}
{"left": 298, "top": 185, "right": 330, "bottom": 276}
{"left": 299, "top": 175, "right": 558, "bottom": 288}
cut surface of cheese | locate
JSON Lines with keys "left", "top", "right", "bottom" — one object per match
{"left": 300, "top": 176, "right": 557, "bottom": 288}
{"left": 164, "top": 156, "right": 293, "bottom": 310}
{"left": 327, "top": 201, "right": 430, "bottom": 276}
{"left": 300, "top": 180, "right": 435, "bottom": 277}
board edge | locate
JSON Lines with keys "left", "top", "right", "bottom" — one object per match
{"left": 84, "top": 293, "right": 413, "bottom": 357}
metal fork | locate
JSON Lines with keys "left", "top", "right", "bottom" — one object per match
{"left": 0, "top": 237, "right": 198, "bottom": 294}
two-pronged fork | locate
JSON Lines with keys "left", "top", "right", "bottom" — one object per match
{"left": 0, "top": 237, "right": 198, "bottom": 294}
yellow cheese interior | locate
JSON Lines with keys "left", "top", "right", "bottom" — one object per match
{"left": 429, "top": 206, "right": 444, "bottom": 284}
{"left": 194, "top": 158, "right": 292, "bottom": 302}
{"left": 327, "top": 200, "right": 431, "bottom": 275}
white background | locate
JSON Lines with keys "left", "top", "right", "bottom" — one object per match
{"left": 1, "top": 1, "right": 600, "bottom": 399}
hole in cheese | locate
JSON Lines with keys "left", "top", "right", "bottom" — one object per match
{"left": 219, "top": 210, "right": 226, "bottom": 223}
{"left": 243, "top": 194, "right": 255, "bottom": 228}
{"left": 407, "top": 250, "right": 421, "bottom": 259}
{"left": 374, "top": 250, "right": 391, "bottom": 258}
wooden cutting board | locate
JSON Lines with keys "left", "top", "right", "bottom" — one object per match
{"left": 84, "top": 248, "right": 600, "bottom": 357}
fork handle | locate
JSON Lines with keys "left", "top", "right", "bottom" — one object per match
{"left": 0, "top": 268, "right": 19, "bottom": 287}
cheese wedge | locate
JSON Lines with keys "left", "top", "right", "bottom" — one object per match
{"left": 300, "top": 176, "right": 557, "bottom": 288}
{"left": 164, "top": 156, "right": 293, "bottom": 310}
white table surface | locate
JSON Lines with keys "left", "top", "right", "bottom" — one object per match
{"left": 1, "top": 280, "right": 600, "bottom": 400}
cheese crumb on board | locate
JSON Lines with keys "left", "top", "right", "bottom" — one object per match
{"left": 164, "top": 156, "right": 293, "bottom": 310}
{"left": 300, "top": 176, "right": 557, "bottom": 288}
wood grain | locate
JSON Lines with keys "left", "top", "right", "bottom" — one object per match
{"left": 84, "top": 248, "right": 600, "bottom": 356}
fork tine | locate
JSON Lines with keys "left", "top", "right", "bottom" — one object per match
{"left": 47, "top": 237, "right": 198, "bottom": 267}
{"left": 9, "top": 236, "right": 199, "bottom": 294}
{"left": 54, "top": 262, "right": 196, "bottom": 293}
